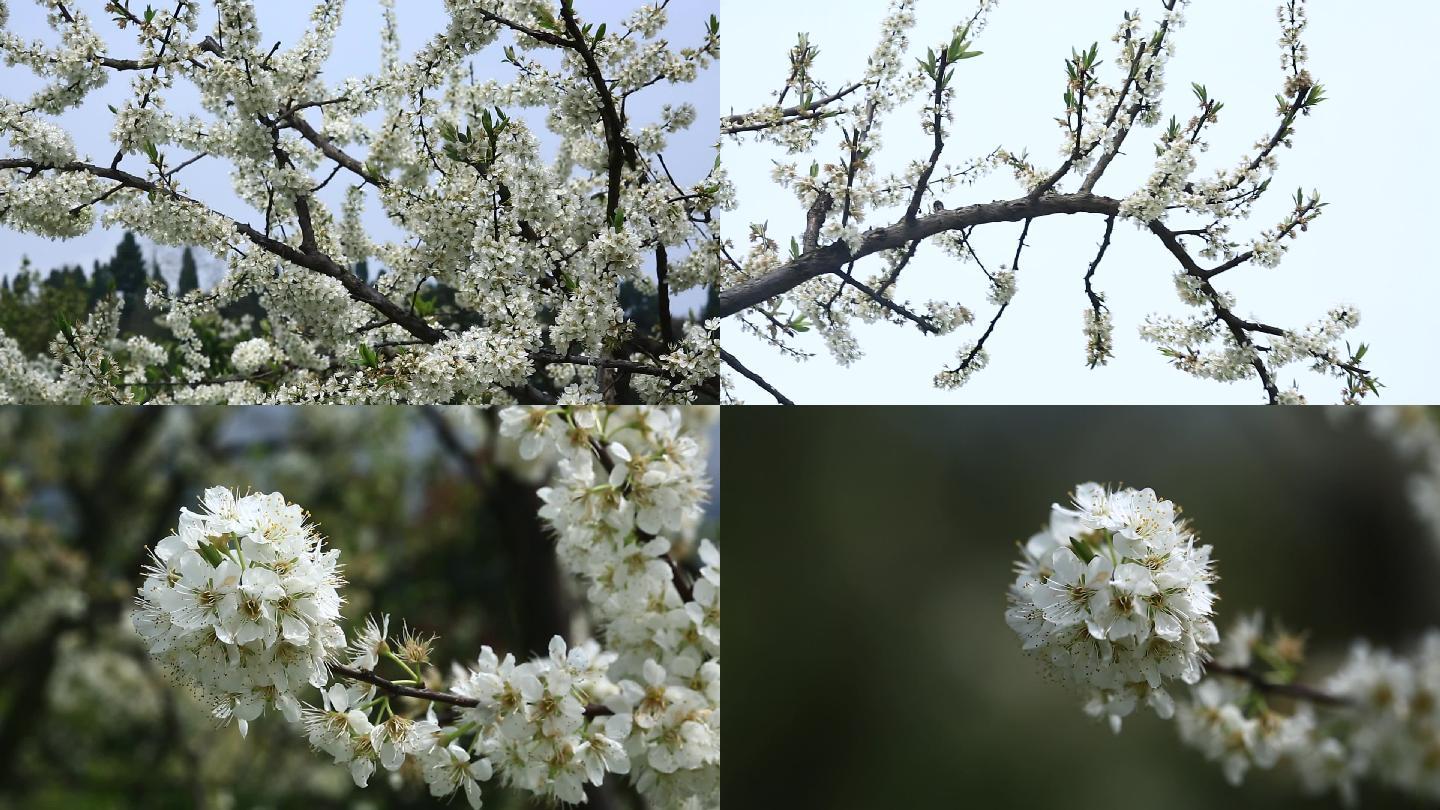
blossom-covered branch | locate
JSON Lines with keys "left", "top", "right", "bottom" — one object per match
{"left": 1008, "top": 483, "right": 1440, "bottom": 803}
{"left": 0, "top": 1, "right": 721, "bottom": 403}
{"left": 721, "top": 0, "right": 1378, "bottom": 404}
{"left": 134, "top": 405, "right": 719, "bottom": 808}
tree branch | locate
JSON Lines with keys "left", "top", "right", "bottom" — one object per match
{"left": 719, "top": 192, "right": 1121, "bottom": 317}
{"left": 722, "top": 82, "right": 865, "bottom": 136}
{"left": 331, "top": 663, "right": 613, "bottom": 716}
{"left": 721, "top": 347, "right": 793, "bottom": 405}
{"left": 1204, "top": 661, "right": 1350, "bottom": 707}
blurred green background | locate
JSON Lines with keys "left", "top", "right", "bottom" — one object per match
{"left": 0, "top": 406, "right": 718, "bottom": 810}
{"left": 727, "top": 406, "right": 1440, "bottom": 809}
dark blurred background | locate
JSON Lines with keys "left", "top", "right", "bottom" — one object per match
{"left": 726, "top": 407, "right": 1440, "bottom": 809}
{"left": 0, "top": 406, "right": 718, "bottom": 810}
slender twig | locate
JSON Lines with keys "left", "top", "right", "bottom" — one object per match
{"left": 722, "top": 82, "right": 865, "bottom": 135}
{"left": 721, "top": 348, "right": 794, "bottom": 405}
{"left": 332, "top": 663, "right": 613, "bottom": 716}
{"left": 1204, "top": 661, "right": 1350, "bottom": 707}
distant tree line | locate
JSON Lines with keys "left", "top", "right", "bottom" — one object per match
{"left": 2, "top": 231, "right": 715, "bottom": 366}
{"left": 0, "top": 231, "right": 206, "bottom": 353}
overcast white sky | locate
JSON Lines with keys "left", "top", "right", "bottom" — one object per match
{"left": 722, "top": 0, "right": 1440, "bottom": 404}
{"left": 0, "top": 0, "right": 716, "bottom": 310}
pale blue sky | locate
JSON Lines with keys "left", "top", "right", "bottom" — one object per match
{"left": 0, "top": 0, "right": 716, "bottom": 311}
{"left": 722, "top": 0, "right": 1440, "bottom": 404}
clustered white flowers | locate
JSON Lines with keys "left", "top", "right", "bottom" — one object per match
{"left": 133, "top": 487, "right": 346, "bottom": 737}
{"left": 1009, "top": 480, "right": 1440, "bottom": 804}
{"left": 230, "top": 337, "right": 276, "bottom": 375}
{"left": 1082, "top": 307, "right": 1115, "bottom": 367}
{"left": 1007, "top": 483, "right": 1218, "bottom": 732}
{"left": 135, "top": 405, "right": 718, "bottom": 809}
{"left": 0, "top": 1, "right": 719, "bottom": 404}
{"left": 1365, "top": 407, "right": 1440, "bottom": 548}
{"left": 524, "top": 404, "right": 721, "bottom": 807}
{"left": 1173, "top": 614, "right": 1440, "bottom": 803}
{"left": 723, "top": 0, "right": 1377, "bottom": 406}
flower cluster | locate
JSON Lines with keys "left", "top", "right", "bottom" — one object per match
{"left": 135, "top": 406, "right": 719, "bottom": 808}
{"left": 723, "top": 0, "right": 1374, "bottom": 406}
{"left": 449, "top": 636, "right": 627, "bottom": 804}
{"left": 0, "top": 1, "right": 719, "bottom": 403}
{"left": 1173, "top": 613, "right": 1440, "bottom": 804}
{"left": 1365, "top": 408, "right": 1440, "bottom": 549}
{"left": 519, "top": 405, "right": 721, "bottom": 807}
{"left": 1011, "top": 477, "right": 1440, "bottom": 804}
{"left": 932, "top": 343, "right": 988, "bottom": 390}
{"left": 133, "top": 488, "right": 346, "bottom": 736}
{"left": 1006, "top": 483, "right": 1218, "bottom": 731}
{"left": 230, "top": 337, "right": 276, "bottom": 375}
{"left": 1082, "top": 307, "right": 1115, "bottom": 368}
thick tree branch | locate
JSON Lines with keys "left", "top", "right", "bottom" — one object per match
{"left": 559, "top": 0, "right": 636, "bottom": 223}
{"left": 719, "top": 192, "right": 1121, "bottom": 317}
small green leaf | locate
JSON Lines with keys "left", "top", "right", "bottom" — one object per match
{"left": 358, "top": 344, "right": 380, "bottom": 368}
{"left": 197, "top": 541, "right": 225, "bottom": 567}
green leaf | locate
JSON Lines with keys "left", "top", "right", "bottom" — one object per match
{"left": 197, "top": 541, "right": 225, "bottom": 568}
{"left": 358, "top": 344, "right": 380, "bottom": 368}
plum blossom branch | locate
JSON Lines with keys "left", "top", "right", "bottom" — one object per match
{"left": 0, "top": 1, "right": 718, "bottom": 403}
{"left": 722, "top": 0, "right": 1372, "bottom": 404}
{"left": 1203, "top": 661, "right": 1348, "bottom": 707}
{"left": 134, "top": 406, "right": 719, "bottom": 808}
{"left": 331, "top": 662, "right": 615, "bottom": 717}
{"left": 1009, "top": 482, "right": 1440, "bottom": 802}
